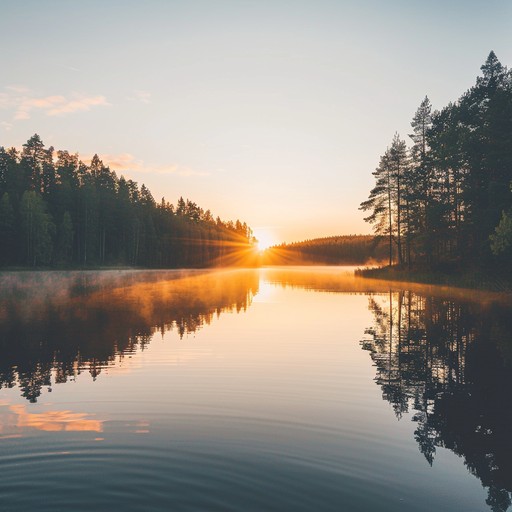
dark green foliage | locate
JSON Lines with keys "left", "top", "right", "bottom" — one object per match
{"left": 490, "top": 210, "right": 512, "bottom": 257}
{"left": 0, "top": 135, "right": 254, "bottom": 268}
{"left": 19, "top": 191, "right": 55, "bottom": 266}
{"left": 362, "top": 52, "right": 512, "bottom": 272}
{"left": 55, "top": 211, "right": 74, "bottom": 265}
{"left": 0, "top": 193, "right": 15, "bottom": 265}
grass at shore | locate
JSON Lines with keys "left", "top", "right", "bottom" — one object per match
{"left": 356, "top": 265, "right": 512, "bottom": 293}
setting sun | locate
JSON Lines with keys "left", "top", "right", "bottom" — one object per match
{"left": 253, "top": 228, "right": 277, "bottom": 251}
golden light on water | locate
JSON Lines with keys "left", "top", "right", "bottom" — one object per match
{"left": 7, "top": 404, "right": 103, "bottom": 433}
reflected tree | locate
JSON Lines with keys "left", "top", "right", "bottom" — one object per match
{"left": 0, "top": 270, "right": 259, "bottom": 403}
{"left": 361, "top": 291, "right": 512, "bottom": 510}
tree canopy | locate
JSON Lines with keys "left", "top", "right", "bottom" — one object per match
{"left": 0, "top": 135, "right": 255, "bottom": 268}
{"left": 361, "top": 51, "right": 512, "bottom": 272}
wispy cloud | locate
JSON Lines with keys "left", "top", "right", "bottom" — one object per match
{"left": 0, "top": 86, "right": 109, "bottom": 120}
{"left": 0, "top": 121, "right": 13, "bottom": 131}
{"left": 127, "top": 90, "right": 151, "bottom": 104}
{"left": 95, "top": 152, "right": 144, "bottom": 171}
{"left": 5, "top": 85, "right": 30, "bottom": 94}
{"left": 82, "top": 152, "right": 209, "bottom": 177}
{"left": 61, "top": 64, "right": 83, "bottom": 73}
{"left": 47, "top": 96, "right": 109, "bottom": 116}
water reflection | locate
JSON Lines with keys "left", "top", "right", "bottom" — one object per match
{"left": 1, "top": 267, "right": 512, "bottom": 511}
{"left": 7, "top": 403, "right": 103, "bottom": 433}
{"left": 263, "top": 266, "right": 512, "bottom": 305}
{"left": 0, "top": 269, "right": 258, "bottom": 402}
{"left": 361, "top": 291, "right": 512, "bottom": 511}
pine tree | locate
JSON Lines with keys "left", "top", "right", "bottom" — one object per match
{"left": 360, "top": 148, "right": 395, "bottom": 265}
{"left": 409, "top": 97, "right": 433, "bottom": 262}
{"left": 0, "top": 192, "right": 15, "bottom": 264}
{"left": 21, "top": 134, "right": 47, "bottom": 192}
{"left": 388, "top": 134, "right": 409, "bottom": 265}
{"left": 56, "top": 211, "right": 74, "bottom": 264}
{"left": 19, "top": 191, "right": 55, "bottom": 266}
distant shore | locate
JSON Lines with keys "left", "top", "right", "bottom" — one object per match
{"left": 2, "top": 263, "right": 512, "bottom": 295}
{"left": 356, "top": 265, "right": 512, "bottom": 293}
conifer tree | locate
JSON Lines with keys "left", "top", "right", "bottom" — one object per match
{"left": 360, "top": 148, "right": 394, "bottom": 265}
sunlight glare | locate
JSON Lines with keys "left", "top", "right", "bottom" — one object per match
{"left": 253, "top": 228, "right": 277, "bottom": 251}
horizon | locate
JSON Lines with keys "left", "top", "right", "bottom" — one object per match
{"left": 2, "top": 0, "right": 512, "bottom": 246}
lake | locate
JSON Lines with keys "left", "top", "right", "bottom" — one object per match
{"left": 1, "top": 267, "right": 511, "bottom": 511}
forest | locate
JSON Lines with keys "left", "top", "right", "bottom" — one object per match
{"left": 262, "top": 235, "right": 388, "bottom": 265}
{"left": 0, "top": 136, "right": 255, "bottom": 268}
{"left": 361, "top": 51, "right": 512, "bottom": 273}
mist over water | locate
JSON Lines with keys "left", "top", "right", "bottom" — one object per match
{"left": 1, "top": 267, "right": 511, "bottom": 511}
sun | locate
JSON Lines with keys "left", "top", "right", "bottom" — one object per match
{"left": 253, "top": 228, "right": 277, "bottom": 252}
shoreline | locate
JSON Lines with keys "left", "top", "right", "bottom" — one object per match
{"left": 2, "top": 263, "right": 512, "bottom": 296}
{"left": 356, "top": 265, "right": 512, "bottom": 293}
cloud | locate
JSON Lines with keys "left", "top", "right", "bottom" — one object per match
{"left": 82, "top": 152, "right": 209, "bottom": 177}
{"left": 0, "top": 92, "right": 12, "bottom": 110}
{"left": 127, "top": 90, "right": 151, "bottom": 104}
{"left": 47, "top": 95, "right": 109, "bottom": 116}
{"left": 95, "top": 153, "right": 145, "bottom": 171}
{"left": 14, "top": 110, "right": 31, "bottom": 120}
{"left": 62, "top": 65, "right": 82, "bottom": 73}
{"left": 5, "top": 85, "right": 31, "bottom": 94}
{"left": 0, "top": 121, "right": 13, "bottom": 131}
{"left": 0, "top": 86, "right": 109, "bottom": 120}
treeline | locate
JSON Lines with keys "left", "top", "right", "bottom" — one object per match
{"left": 361, "top": 51, "right": 512, "bottom": 271}
{"left": 262, "top": 235, "right": 388, "bottom": 265}
{"left": 0, "top": 135, "right": 255, "bottom": 267}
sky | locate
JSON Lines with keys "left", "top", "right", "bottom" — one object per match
{"left": 1, "top": 0, "right": 512, "bottom": 246}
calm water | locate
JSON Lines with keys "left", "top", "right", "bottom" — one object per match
{"left": 1, "top": 267, "right": 511, "bottom": 511}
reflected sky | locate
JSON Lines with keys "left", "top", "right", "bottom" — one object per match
{"left": 4, "top": 403, "right": 103, "bottom": 433}
{"left": 0, "top": 267, "right": 511, "bottom": 511}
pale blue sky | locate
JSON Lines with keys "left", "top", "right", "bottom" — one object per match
{"left": 1, "top": 0, "right": 512, "bottom": 244}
